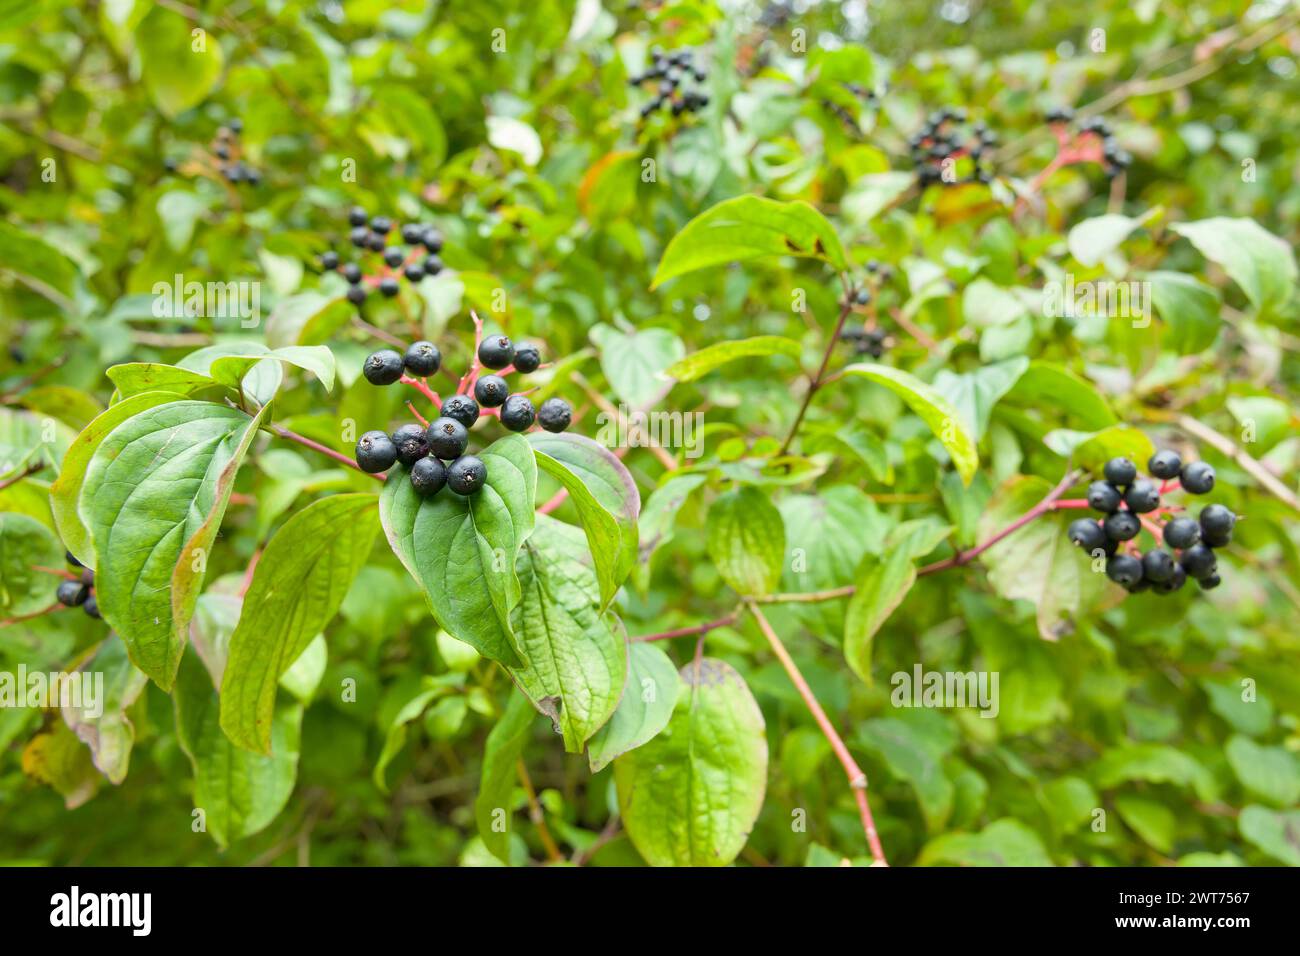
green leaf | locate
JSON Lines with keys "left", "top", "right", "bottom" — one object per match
{"left": 475, "top": 691, "right": 538, "bottom": 865}
{"left": 588, "top": 641, "right": 681, "bottom": 772}
{"left": 266, "top": 292, "right": 354, "bottom": 349}
{"left": 843, "top": 363, "right": 980, "bottom": 484}
{"left": 529, "top": 432, "right": 639, "bottom": 608}
{"left": 932, "top": 357, "right": 1029, "bottom": 440}
{"left": 14, "top": 385, "right": 104, "bottom": 432}
{"left": 918, "top": 819, "right": 1053, "bottom": 867}
{"left": 61, "top": 634, "right": 148, "bottom": 785}
{"left": 373, "top": 676, "right": 461, "bottom": 792}
{"left": 506, "top": 518, "right": 627, "bottom": 753}
{"left": 136, "top": 6, "right": 224, "bottom": 118}
{"left": 206, "top": 345, "right": 337, "bottom": 395}
{"left": 1067, "top": 210, "right": 1157, "bottom": 267}
{"left": 1004, "top": 361, "right": 1117, "bottom": 430}
{"left": 1092, "top": 743, "right": 1216, "bottom": 802}
{"left": 652, "top": 195, "right": 848, "bottom": 288}
{"left": 106, "top": 364, "right": 230, "bottom": 400}
{"left": 1115, "top": 795, "right": 1176, "bottom": 853}
{"left": 1225, "top": 735, "right": 1300, "bottom": 807}
{"left": 977, "top": 475, "right": 1110, "bottom": 641}
{"left": 615, "top": 658, "right": 768, "bottom": 866}
{"left": 1147, "top": 271, "right": 1222, "bottom": 354}
{"left": 379, "top": 434, "right": 537, "bottom": 666}
{"left": 1238, "top": 806, "right": 1300, "bottom": 866}
{"left": 81, "top": 401, "right": 270, "bottom": 689}
{"left": 844, "top": 550, "right": 918, "bottom": 684}
{"left": 220, "top": 494, "right": 380, "bottom": 754}
{"left": 1050, "top": 425, "right": 1155, "bottom": 474}
{"left": 173, "top": 657, "right": 301, "bottom": 849}
{"left": 859, "top": 714, "right": 956, "bottom": 832}
{"left": 0, "top": 512, "right": 62, "bottom": 617}
{"left": 665, "top": 335, "right": 802, "bottom": 383}
{"left": 706, "top": 486, "right": 785, "bottom": 596}
{"left": 842, "top": 171, "right": 914, "bottom": 224}
{"left": 50, "top": 392, "right": 187, "bottom": 567}
{"left": 1171, "top": 217, "right": 1297, "bottom": 316}
{"left": 589, "top": 323, "right": 685, "bottom": 409}
{"left": 0, "top": 220, "right": 78, "bottom": 302}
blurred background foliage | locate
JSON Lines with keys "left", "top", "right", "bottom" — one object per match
{"left": 1, "top": 0, "right": 1298, "bottom": 866}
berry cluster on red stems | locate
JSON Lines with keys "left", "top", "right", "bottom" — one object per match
{"left": 1043, "top": 107, "right": 1131, "bottom": 179}
{"left": 1066, "top": 451, "right": 1235, "bottom": 595}
{"left": 911, "top": 107, "right": 998, "bottom": 187}
{"left": 355, "top": 333, "right": 572, "bottom": 498}
{"left": 631, "top": 47, "right": 710, "bottom": 119}
{"left": 163, "top": 118, "right": 262, "bottom": 186}
{"left": 318, "top": 207, "right": 445, "bottom": 310}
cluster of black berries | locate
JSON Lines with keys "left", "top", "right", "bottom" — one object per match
{"left": 1045, "top": 108, "right": 1131, "bottom": 179}
{"left": 55, "top": 552, "right": 100, "bottom": 619}
{"left": 355, "top": 336, "right": 573, "bottom": 498}
{"left": 841, "top": 324, "right": 888, "bottom": 358}
{"left": 1067, "top": 452, "right": 1234, "bottom": 595}
{"left": 631, "top": 47, "right": 710, "bottom": 118}
{"left": 163, "top": 119, "right": 261, "bottom": 186}
{"left": 911, "top": 108, "right": 998, "bottom": 187}
{"left": 319, "top": 207, "right": 445, "bottom": 310}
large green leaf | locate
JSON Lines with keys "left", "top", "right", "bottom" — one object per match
{"left": 977, "top": 475, "right": 1110, "bottom": 641}
{"left": 61, "top": 634, "right": 148, "bottom": 785}
{"left": 529, "top": 431, "right": 639, "bottom": 609}
{"left": 1146, "top": 270, "right": 1222, "bottom": 354}
{"left": 379, "top": 434, "right": 536, "bottom": 666}
{"left": 1225, "top": 736, "right": 1300, "bottom": 807}
{"left": 844, "top": 549, "right": 918, "bottom": 683}
{"left": 706, "top": 485, "right": 785, "bottom": 596}
{"left": 0, "top": 512, "right": 62, "bottom": 617}
{"left": 1238, "top": 806, "right": 1300, "bottom": 866}
{"left": 1066, "top": 210, "right": 1157, "bottom": 267}
{"left": 844, "top": 363, "right": 980, "bottom": 484}
{"left": 587, "top": 641, "right": 680, "bottom": 772}
{"left": 475, "top": 691, "right": 538, "bottom": 865}
{"left": 1004, "top": 361, "right": 1117, "bottom": 430}
{"left": 1171, "top": 217, "right": 1297, "bottom": 317}
{"left": 173, "top": 657, "right": 301, "bottom": 849}
{"left": 80, "top": 401, "right": 270, "bottom": 689}
{"left": 135, "top": 6, "right": 224, "bottom": 118}
{"left": 615, "top": 658, "right": 768, "bottom": 866}
{"left": 220, "top": 494, "right": 380, "bottom": 754}
{"left": 507, "top": 518, "right": 627, "bottom": 753}
{"left": 589, "top": 323, "right": 685, "bottom": 409}
{"left": 652, "top": 195, "right": 848, "bottom": 287}
{"left": 0, "top": 220, "right": 78, "bottom": 301}
{"left": 918, "top": 819, "right": 1053, "bottom": 867}
{"left": 932, "top": 357, "right": 1029, "bottom": 440}
{"left": 50, "top": 391, "right": 187, "bottom": 567}
{"left": 665, "top": 335, "right": 803, "bottom": 383}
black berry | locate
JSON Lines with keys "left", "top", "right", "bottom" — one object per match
{"left": 1087, "top": 480, "right": 1122, "bottom": 513}
{"left": 474, "top": 375, "right": 509, "bottom": 408}
{"left": 1198, "top": 573, "right": 1222, "bottom": 591}
{"left": 366, "top": 233, "right": 386, "bottom": 252}
{"left": 500, "top": 395, "right": 536, "bottom": 432}
{"left": 1162, "top": 516, "right": 1200, "bottom": 550}
{"left": 80, "top": 569, "right": 94, "bottom": 587}
{"left": 1103, "top": 511, "right": 1141, "bottom": 542}
{"left": 446, "top": 455, "right": 487, "bottom": 495}
{"left": 348, "top": 206, "right": 368, "bottom": 227}
{"left": 1141, "top": 549, "right": 1176, "bottom": 583}
{"left": 513, "top": 344, "right": 541, "bottom": 374}
{"left": 1153, "top": 564, "right": 1188, "bottom": 593}
{"left": 383, "top": 247, "right": 404, "bottom": 269}
{"left": 1106, "top": 554, "right": 1143, "bottom": 588}
{"left": 441, "top": 395, "right": 480, "bottom": 428}
{"left": 538, "top": 398, "right": 572, "bottom": 433}
{"left": 404, "top": 264, "right": 425, "bottom": 283}
{"left": 404, "top": 341, "right": 441, "bottom": 377}
{"left": 410, "top": 456, "right": 447, "bottom": 497}
{"left": 1103, "top": 457, "right": 1137, "bottom": 487}
{"left": 1148, "top": 450, "right": 1182, "bottom": 480}
{"left": 363, "top": 350, "right": 404, "bottom": 385}
{"left": 347, "top": 285, "right": 367, "bottom": 306}
{"left": 426, "top": 417, "right": 469, "bottom": 460}
{"left": 356, "top": 431, "right": 397, "bottom": 473}
{"left": 421, "top": 228, "right": 444, "bottom": 252}
{"left": 1179, "top": 544, "right": 1217, "bottom": 580}
{"left": 370, "top": 216, "right": 392, "bottom": 235}
{"left": 84, "top": 595, "right": 101, "bottom": 619}
{"left": 391, "top": 423, "right": 429, "bottom": 467}
{"left": 65, "top": 550, "right": 83, "bottom": 569}
{"left": 379, "top": 277, "right": 400, "bottom": 298}
{"left": 1124, "top": 480, "right": 1160, "bottom": 514}
{"left": 1067, "top": 518, "right": 1106, "bottom": 553}
{"left": 56, "top": 580, "right": 88, "bottom": 607}
{"left": 401, "top": 223, "right": 423, "bottom": 244}
{"left": 342, "top": 263, "right": 363, "bottom": 284}
{"left": 423, "top": 255, "right": 444, "bottom": 276}
{"left": 1180, "top": 461, "right": 1215, "bottom": 494}
{"left": 1199, "top": 504, "right": 1236, "bottom": 547}
{"left": 478, "top": 335, "right": 515, "bottom": 370}
{"left": 321, "top": 251, "right": 340, "bottom": 271}
{"left": 350, "top": 226, "right": 370, "bottom": 247}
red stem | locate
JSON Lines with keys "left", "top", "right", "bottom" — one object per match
{"left": 270, "top": 423, "right": 385, "bottom": 481}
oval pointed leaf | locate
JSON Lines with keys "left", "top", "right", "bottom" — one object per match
{"left": 652, "top": 195, "right": 848, "bottom": 288}
{"left": 61, "top": 634, "right": 148, "bottom": 784}
{"left": 475, "top": 691, "right": 538, "bottom": 864}
{"left": 81, "top": 401, "right": 269, "bottom": 689}
{"left": 1171, "top": 217, "right": 1297, "bottom": 316}
{"left": 588, "top": 640, "right": 680, "bottom": 772}
{"left": 706, "top": 486, "right": 785, "bottom": 596}
{"left": 844, "top": 550, "right": 918, "bottom": 684}
{"left": 615, "top": 658, "right": 768, "bottom": 866}
{"left": 0, "top": 512, "right": 62, "bottom": 616}
{"left": 220, "top": 494, "right": 380, "bottom": 754}
{"left": 507, "top": 518, "right": 627, "bottom": 753}
{"left": 529, "top": 431, "right": 639, "bottom": 608}
{"left": 379, "top": 434, "right": 536, "bottom": 665}
{"left": 665, "top": 335, "right": 803, "bottom": 383}
{"left": 844, "top": 363, "right": 980, "bottom": 484}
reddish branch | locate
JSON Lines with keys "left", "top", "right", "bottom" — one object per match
{"left": 0, "top": 462, "right": 45, "bottom": 491}
{"left": 270, "top": 423, "right": 385, "bottom": 481}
